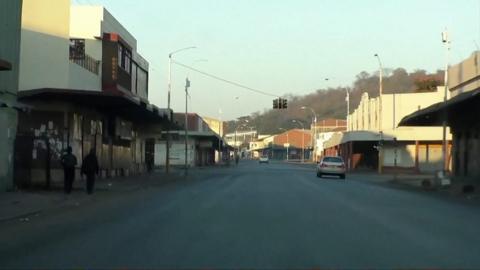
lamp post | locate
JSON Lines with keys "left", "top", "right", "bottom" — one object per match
{"left": 234, "top": 119, "right": 249, "bottom": 159}
{"left": 279, "top": 128, "right": 289, "bottom": 161}
{"left": 292, "top": 120, "right": 305, "bottom": 163}
{"left": 374, "top": 53, "right": 383, "bottom": 131}
{"left": 248, "top": 126, "right": 255, "bottom": 159}
{"left": 184, "top": 77, "right": 191, "bottom": 176}
{"left": 346, "top": 89, "right": 350, "bottom": 131}
{"left": 301, "top": 106, "right": 317, "bottom": 162}
{"left": 166, "top": 46, "right": 196, "bottom": 174}
{"left": 374, "top": 53, "right": 384, "bottom": 174}
{"left": 441, "top": 30, "right": 451, "bottom": 179}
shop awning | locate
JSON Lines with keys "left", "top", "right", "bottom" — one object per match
{"left": 399, "top": 88, "right": 480, "bottom": 126}
{"left": 0, "top": 98, "right": 32, "bottom": 111}
{"left": 162, "top": 130, "right": 233, "bottom": 150}
{"left": 18, "top": 88, "right": 172, "bottom": 124}
{"left": 324, "top": 130, "right": 396, "bottom": 149}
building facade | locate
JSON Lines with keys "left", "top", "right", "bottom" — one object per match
{"left": 12, "top": 0, "right": 170, "bottom": 189}
{"left": 325, "top": 87, "right": 451, "bottom": 173}
{"left": 0, "top": 0, "right": 23, "bottom": 191}
{"left": 401, "top": 51, "right": 480, "bottom": 181}
{"left": 251, "top": 129, "right": 312, "bottom": 161}
{"left": 154, "top": 113, "right": 226, "bottom": 167}
{"left": 312, "top": 119, "right": 347, "bottom": 160}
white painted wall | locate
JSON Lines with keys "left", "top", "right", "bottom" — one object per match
{"left": 154, "top": 140, "right": 196, "bottom": 167}
{"left": 68, "top": 63, "right": 101, "bottom": 91}
{"left": 19, "top": 0, "right": 71, "bottom": 91}
{"left": 315, "top": 132, "right": 335, "bottom": 158}
{"left": 383, "top": 143, "right": 443, "bottom": 172}
{"left": 348, "top": 87, "right": 451, "bottom": 141}
{"left": 19, "top": 2, "right": 149, "bottom": 100}
{"left": 449, "top": 51, "right": 480, "bottom": 97}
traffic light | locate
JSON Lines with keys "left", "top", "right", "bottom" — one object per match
{"left": 273, "top": 98, "right": 279, "bottom": 109}
{"left": 273, "top": 98, "right": 288, "bottom": 109}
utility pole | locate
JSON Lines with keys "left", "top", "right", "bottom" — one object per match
{"left": 286, "top": 132, "right": 289, "bottom": 161}
{"left": 166, "top": 54, "right": 172, "bottom": 174}
{"left": 292, "top": 120, "right": 305, "bottom": 163}
{"left": 346, "top": 90, "right": 350, "bottom": 130}
{"left": 166, "top": 46, "right": 196, "bottom": 174}
{"left": 375, "top": 53, "right": 384, "bottom": 174}
{"left": 301, "top": 106, "right": 317, "bottom": 162}
{"left": 302, "top": 128, "right": 305, "bottom": 163}
{"left": 184, "top": 77, "right": 191, "bottom": 176}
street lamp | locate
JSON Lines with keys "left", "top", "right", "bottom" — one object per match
{"left": 248, "top": 126, "right": 255, "bottom": 159}
{"left": 166, "top": 46, "right": 196, "bottom": 174}
{"left": 441, "top": 30, "right": 451, "bottom": 180}
{"left": 345, "top": 89, "right": 350, "bottom": 131}
{"left": 324, "top": 77, "right": 351, "bottom": 130}
{"left": 184, "top": 77, "right": 191, "bottom": 176}
{"left": 278, "top": 128, "right": 289, "bottom": 161}
{"left": 234, "top": 119, "right": 249, "bottom": 158}
{"left": 374, "top": 53, "right": 384, "bottom": 174}
{"left": 292, "top": 120, "right": 305, "bottom": 163}
{"left": 301, "top": 106, "right": 317, "bottom": 162}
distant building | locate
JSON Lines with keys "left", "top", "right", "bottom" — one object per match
{"left": 312, "top": 118, "right": 347, "bottom": 161}
{"left": 400, "top": 51, "right": 480, "bottom": 182}
{"left": 202, "top": 116, "right": 224, "bottom": 137}
{"left": 154, "top": 113, "right": 228, "bottom": 167}
{"left": 252, "top": 129, "right": 312, "bottom": 161}
{"left": 313, "top": 119, "right": 347, "bottom": 133}
{"left": 224, "top": 130, "right": 257, "bottom": 148}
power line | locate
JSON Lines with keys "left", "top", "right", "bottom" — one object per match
{"left": 172, "top": 60, "right": 280, "bottom": 98}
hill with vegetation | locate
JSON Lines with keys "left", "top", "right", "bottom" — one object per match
{"left": 227, "top": 68, "right": 444, "bottom": 134}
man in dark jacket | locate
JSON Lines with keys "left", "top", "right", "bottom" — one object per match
{"left": 81, "top": 148, "right": 99, "bottom": 194}
{"left": 61, "top": 146, "right": 77, "bottom": 194}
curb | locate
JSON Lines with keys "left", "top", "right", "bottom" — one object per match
{"left": 0, "top": 210, "right": 43, "bottom": 223}
{"left": 0, "top": 173, "right": 184, "bottom": 224}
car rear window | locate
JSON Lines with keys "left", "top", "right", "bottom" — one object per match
{"left": 323, "top": 157, "right": 343, "bottom": 163}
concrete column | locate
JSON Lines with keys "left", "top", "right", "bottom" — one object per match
{"left": 415, "top": 140, "right": 420, "bottom": 173}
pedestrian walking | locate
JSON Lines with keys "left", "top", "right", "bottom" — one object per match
{"left": 81, "top": 148, "right": 99, "bottom": 195}
{"left": 61, "top": 146, "right": 77, "bottom": 194}
{"left": 146, "top": 153, "right": 154, "bottom": 173}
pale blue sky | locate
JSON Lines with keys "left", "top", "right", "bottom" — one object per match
{"left": 74, "top": 0, "right": 480, "bottom": 120}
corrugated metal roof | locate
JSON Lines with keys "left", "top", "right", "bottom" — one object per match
{"left": 399, "top": 88, "right": 480, "bottom": 126}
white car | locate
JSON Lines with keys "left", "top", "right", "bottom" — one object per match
{"left": 259, "top": 155, "right": 269, "bottom": 164}
{"left": 317, "top": 156, "right": 346, "bottom": 179}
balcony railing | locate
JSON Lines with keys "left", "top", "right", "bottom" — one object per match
{"left": 69, "top": 53, "right": 100, "bottom": 75}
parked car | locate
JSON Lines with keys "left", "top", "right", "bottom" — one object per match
{"left": 316, "top": 156, "right": 346, "bottom": 179}
{"left": 259, "top": 155, "right": 269, "bottom": 164}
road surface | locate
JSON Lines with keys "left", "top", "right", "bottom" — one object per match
{"left": 1, "top": 161, "right": 479, "bottom": 269}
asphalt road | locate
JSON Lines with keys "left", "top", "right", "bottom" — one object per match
{"left": 1, "top": 161, "right": 480, "bottom": 269}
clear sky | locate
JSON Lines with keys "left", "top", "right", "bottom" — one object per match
{"left": 73, "top": 0, "right": 480, "bottom": 120}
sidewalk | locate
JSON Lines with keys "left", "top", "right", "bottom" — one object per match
{"left": 351, "top": 172, "right": 436, "bottom": 187}
{"left": 0, "top": 170, "right": 182, "bottom": 223}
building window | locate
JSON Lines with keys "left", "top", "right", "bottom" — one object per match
{"left": 70, "top": 39, "right": 85, "bottom": 60}
{"left": 136, "top": 66, "right": 148, "bottom": 97}
{"left": 118, "top": 42, "right": 132, "bottom": 74}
